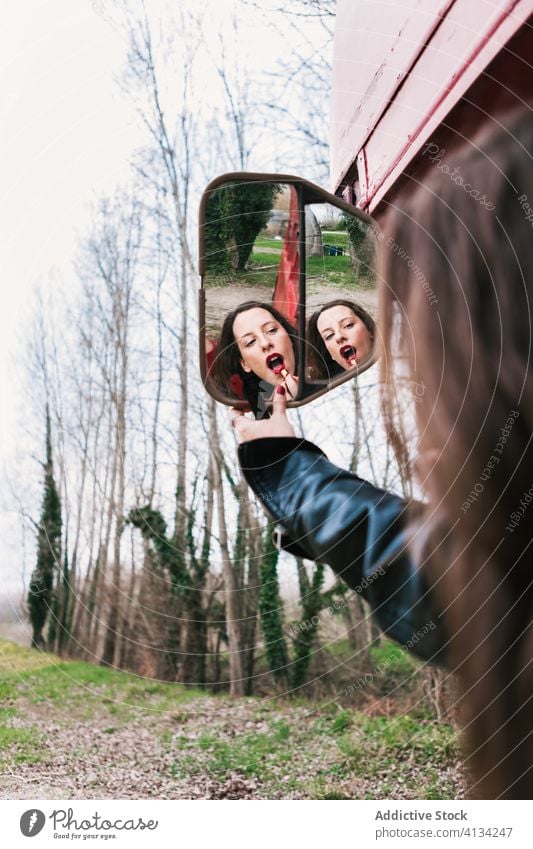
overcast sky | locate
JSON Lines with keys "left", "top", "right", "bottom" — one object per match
{"left": 0, "top": 0, "right": 355, "bottom": 633}
{"left": 0, "top": 1, "right": 142, "bottom": 601}
{"left": 0, "top": 0, "right": 331, "bottom": 603}
{"left": 0, "top": 1, "right": 139, "bottom": 438}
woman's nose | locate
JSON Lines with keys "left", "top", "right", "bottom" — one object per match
{"left": 335, "top": 329, "right": 346, "bottom": 344}
{"left": 261, "top": 335, "right": 274, "bottom": 351}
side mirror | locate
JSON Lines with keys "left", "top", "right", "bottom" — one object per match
{"left": 198, "top": 173, "right": 379, "bottom": 414}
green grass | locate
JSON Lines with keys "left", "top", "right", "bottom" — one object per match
{"left": 255, "top": 232, "right": 350, "bottom": 250}
{"left": 312, "top": 707, "right": 353, "bottom": 737}
{"left": 0, "top": 702, "right": 45, "bottom": 766}
{"left": 167, "top": 700, "right": 460, "bottom": 798}
{"left": 0, "top": 725, "right": 44, "bottom": 765}
{"left": 321, "top": 230, "right": 349, "bottom": 247}
{"left": 254, "top": 238, "right": 282, "bottom": 250}
{"left": 369, "top": 641, "right": 419, "bottom": 677}
{"left": 204, "top": 241, "right": 375, "bottom": 290}
{"left": 179, "top": 719, "right": 293, "bottom": 780}
{"left": 0, "top": 640, "right": 461, "bottom": 799}
{"left": 334, "top": 713, "right": 458, "bottom": 798}
{"left": 307, "top": 254, "right": 350, "bottom": 273}
{"left": 0, "top": 640, "right": 203, "bottom": 721}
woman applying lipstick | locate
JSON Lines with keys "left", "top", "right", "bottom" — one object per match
{"left": 230, "top": 112, "right": 533, "bottom": 797}
{"left": 306, "top": 299, "right": 375, "bottom": 380}
{"left": 213, "top": 301, "right": 299, "bottom": 415}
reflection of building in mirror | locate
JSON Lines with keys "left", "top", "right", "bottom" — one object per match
{"left": 306, "top": 299, "right": 375, "bottom": 382}
{"left": 265, "top": 188, "right": 322, "bottom": 257}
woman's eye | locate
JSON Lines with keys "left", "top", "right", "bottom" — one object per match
{"left": 344, "top": 322, "right": 354, "bottom": 329}
{"left": 324, "top": 333, "right": 334, "bottom": 342}
{"left": 267, "top": 326, "right": 278, "bottom": 335}
{"left": 244, "top": 338, "right": 255, "bottom": 348}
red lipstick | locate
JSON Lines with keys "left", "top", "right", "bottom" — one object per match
{"left": 266, "top": 353, "right": 288, "bottom": 376}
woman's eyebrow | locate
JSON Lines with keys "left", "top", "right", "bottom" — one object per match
{"left": 239, "top": 320, "right": 277, "bottom": 341}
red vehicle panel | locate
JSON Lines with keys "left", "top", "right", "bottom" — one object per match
{"left": 331, "top": 0, "right": 533, "bottom": 213}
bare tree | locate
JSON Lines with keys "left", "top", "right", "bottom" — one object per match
{"left": 73, "top": 193, "right": 143, "bottom": 665}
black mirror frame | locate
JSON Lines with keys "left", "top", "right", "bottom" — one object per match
{"left": 198, "top": 171, "right": 380, "bottom": 409}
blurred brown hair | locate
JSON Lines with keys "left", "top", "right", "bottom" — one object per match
{"left": 379, "top": 108, "right": 533, "bottom": 798}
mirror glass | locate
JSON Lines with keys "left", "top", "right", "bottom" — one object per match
{"left": 202, "top": 181, "right": 303, "bottom": 415}
{"left": 304, "top": 204, "right": 378, "bottom": 384}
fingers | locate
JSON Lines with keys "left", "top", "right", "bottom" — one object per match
{"left": 228, "top": 391, "right": 295, "bottom": 443}
{"left": 229, "top": 407, "right": 254, "bottom": 444}
{"left": 283, "top": 373, "right": 299, "bottom": 398}
{"left": 272, "top": 383, "right": 287, "bottom": 416}
{"left": 229, "top": 407, "right": 246, "bottom": 432}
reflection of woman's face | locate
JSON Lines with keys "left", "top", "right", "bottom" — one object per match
{"left": 233, "top": 307, "right": 296, "bottom": 384}
{"left": 316, "top": 305, "right": 373, "bottom": 370}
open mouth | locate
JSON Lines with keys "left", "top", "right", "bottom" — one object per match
{"left": 266, "top": 353, "right": 285, "bottom": 374}
{"left": 340, "top": 345, "right": 357, "bottom": 363}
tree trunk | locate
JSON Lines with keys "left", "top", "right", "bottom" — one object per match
{"left": 211, "top": 408, "right": 244, "bottom": 696}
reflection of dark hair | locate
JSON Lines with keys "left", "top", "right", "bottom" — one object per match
{"left": 380, "top": 109, "right": 533, "bottom": 798}
{"left": 306, "top": 299, "right": 375, "bottom": 380}
{"left": 213, "top": 300, "right": 299, "bottom": 414}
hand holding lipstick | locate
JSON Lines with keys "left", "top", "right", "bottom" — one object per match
{"left": 230, "top": 384, "right": 295, "bottom": 443}
{"left": 281, "top": 370, "right": 298, "bottom": 398}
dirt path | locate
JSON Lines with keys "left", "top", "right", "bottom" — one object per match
{"left": 0, "top": 641, "right": 466, "bottom": 800}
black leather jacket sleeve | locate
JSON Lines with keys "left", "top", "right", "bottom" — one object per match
{"left": 238, "top": 437, "right": 447, "bottom": 665}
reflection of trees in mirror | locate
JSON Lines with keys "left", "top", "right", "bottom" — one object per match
{"left": 343, "top": 214, "right": 377, "bottom": 289}
{"left": 305, "top": 214, "right": 377, "bottom": 296}
{"left": 204, "top": 182, "right": 284, "bottom": 282}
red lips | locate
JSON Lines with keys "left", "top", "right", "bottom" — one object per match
{"left": 266, "top": 353, "right": 285, "bottom": 374}
{"left": 340, "top": 345, "right": 357, "bottom": 362}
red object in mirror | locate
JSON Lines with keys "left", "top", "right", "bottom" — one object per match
{"left": 273, "top": 185, "right": 299, "bottom": 326}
